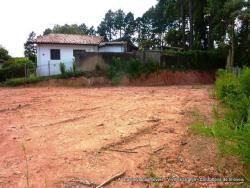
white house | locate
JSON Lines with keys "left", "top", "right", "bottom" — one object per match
{"left": 33, "top": 34, "right": 137, "bottom": 76}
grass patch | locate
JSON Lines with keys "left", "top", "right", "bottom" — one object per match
{"left": 3, "top": 71, "right": 82, "bottom": 87}
{"left": 190, "top": 68, "right": 250, "bottom": 185}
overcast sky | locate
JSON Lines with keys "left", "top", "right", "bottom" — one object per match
{"left": 0, "top": 0, "right": 157, "bottom": 57}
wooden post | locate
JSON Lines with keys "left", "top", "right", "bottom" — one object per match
{"left": 24, "top": 63, "right": 27, "bottom": 78}
{"left": 48, "top": 61, "right": 50, "bottom": 76}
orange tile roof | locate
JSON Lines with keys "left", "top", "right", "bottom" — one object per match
{"left": 35, "top": 34, "right": 103, "bottom": 45}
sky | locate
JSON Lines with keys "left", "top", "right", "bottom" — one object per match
{"left": 0, "top": 0, "right": 157, "bottom": 57}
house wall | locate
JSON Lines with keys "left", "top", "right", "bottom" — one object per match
{"left": 36, "top": 44, "right": 98, "bottom": 76}
{"left": 99, "top": 45, "right": 125, "bottom": 53}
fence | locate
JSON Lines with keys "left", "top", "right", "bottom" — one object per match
{"left": 74, "top": 51, "right": 162, "bottom": 72}
{"left": 0, "top": 63, "right": 36, "bottom": 82}
{"left": 75, "top": 51, "right": 226, "bottom": 72}
{"left": 36, "top": 61, "right": 73, "bottom": 77}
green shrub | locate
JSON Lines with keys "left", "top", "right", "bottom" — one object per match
{"left": 192, "top": 68, "right": 250, "bottom": 181}
{"left": 143, "top": 60, "right": 159, "bottom": 76}
{"left": 95, "top": 64, "right": 101, "bottom": 72}
{"left": 58, "top": 71, "right": 82, "bottom": 79}
{"left": 107, "top": 57, "right": 159, "bottom": 81}
{"left": 0, "top": 58, "right": 35, "bottom": 82}
{"left": 107, "top": 57, "right": 126, "bottom": 80}
{"left": 2, "top": 57, "right": 34, "bottom": 69}
{"left": 4, "top": 76, "right": 47, "bottom": 87}
{"left": 59, "top": 63, "right": 66, "bottom": 75}
{"left": 127, "top": 58, "right": 142, "bottom": 78}
{"left": 215, "top": 69, "right": 241, "bottom": 101}
{"left": 239, "top": 67, "right": 250, "bottom": 98}
{"left": 73, "top": 63, "right": 77, "bottom": 73}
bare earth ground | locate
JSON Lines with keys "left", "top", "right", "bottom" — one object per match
{"left": 0, "top": 86, "right": 242, "bottom": 188}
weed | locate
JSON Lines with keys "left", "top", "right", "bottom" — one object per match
{"left": 59, "top": 62, "right": 66, "bottom": 75}
{"left": 21, "top": 143, "right": 29, "bottom": 188}
{"left": 95, "top": 64, "right": 101, "bottom": 72}
{"left": 191, "top": 68, "right": 250, "bottom": 185}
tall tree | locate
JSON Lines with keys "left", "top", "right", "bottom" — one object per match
{"left": 193, "top": 0, "right": 207, "bottom": 49}
{"left": 223, "top": 0, "right": 248, "bottom": 67}
{"left": 0, "top": 45, "right": 10, "bottom": 61}
{"left": 180, "top": 0, "right": 186, "bottom": 48}
{"left": 43, "top": 23, "right": 96, "bottom": 36}
{"left": 24, "top": 31, "right": 37, "bottom": 62}
{"left": 43, "top": 28, "right": 52, "bottom": 35}
{"left": 124, "top": 12, "right": 135, "bottom": 39}
{"left": 189, "top": 0, "right": 194, "bottom": 49}
{"left": 97, "top": 21, "right": 109, "bottom": 41}
{"left": 79, "top": 23, "right": 89, "bottom": 34}
{"left": 88, "top": 26, "right": 96, "bottom": 35}
{"left": 114, "top": 9, "right": 126, "bottom": 38}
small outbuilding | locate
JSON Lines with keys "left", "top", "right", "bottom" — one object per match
{"left": 33, "top": 34, "right": 138, "bottom": 76}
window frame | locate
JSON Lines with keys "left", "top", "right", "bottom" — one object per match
{"left": 50, "top": 49, "right": 61, "bottom": 60}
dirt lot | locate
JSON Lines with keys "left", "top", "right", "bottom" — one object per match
{"left": 0, "top": 86, "right": 241, "bottom": 187}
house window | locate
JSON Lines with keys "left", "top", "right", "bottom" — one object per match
{"left": 73, "top": 50, "right": 86, "bottom": 58}
{"left": 50, "top": 49, "right": 60, "bottom": 60}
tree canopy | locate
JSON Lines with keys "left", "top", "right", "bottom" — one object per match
{"left": 0, "top": 45, "right": 11, "bottom": 61}
{"left": 35, "top": 0, "right": 250, "bottom": 66}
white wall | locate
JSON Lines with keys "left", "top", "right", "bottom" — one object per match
{"left": 99, "top": 45, "right": 125, "bottom": 53}
{"left": 36, "top": 44, "right": 98, "bottom": 76}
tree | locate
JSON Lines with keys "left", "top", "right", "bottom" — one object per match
{"left": 180, "top": 0, "right": 186, "bottom": 48}
{"left": 79, "top": 23, "right": 89, "bottom": 34}
{"left": 114, "top": 9, "right": 126, "bottom": 38}
{"left": 103, "top": 10, "right": 116, "bottom": 41}
{"left": 0, "top": 45, "right": 10, "bottom": 61}
{"left": 124, "top": 12, "right": 135, "bottom": 38}
{"left": 193, "top": 0, "right": 207, "bottom": 49}
{"left": 24, "top": 31, "right": 37, "bottom": 62}
{"left": 165, "top": 29, "right": 182, "bottom": 47}
{"left": 97, "top": 21, "right": 109, "bottom": 41}
{"left": 43, "top": 28, "right": 52, "bottom": 35}
{"left": 189, "top": 0, "right": 194, "bottom": 49}
{"left": 43, "top": 23, "right": 96, "bottom": 36}
{"left": 88, "top": 26, "right": 96, "bottom": 35}
{"left": 237, "top": 7, "right": 250, "bottom": 66}
{"left": 223, "top": 0, "right": 248, "bottom": 67}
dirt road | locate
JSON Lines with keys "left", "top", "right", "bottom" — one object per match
{"left": 0, "top": 86, "right": 240, "bottom": 187}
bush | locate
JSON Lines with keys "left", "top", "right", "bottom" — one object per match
{"left": 107, "top": 57, "right": 159, "bottom": 82}
{"left": 0, "top": 58, "right": 35, "bottom": 82}
{"left": 127, "top": 58, "right": 142, "bottom": 78}
{"left": 215, "top": 69, "right": 241, "bottom": 101}
{"left": 4, "top": 76, "right": 47, "bottom": 87}
{"left": 95, "top": 64, "right": 101, "bottom": 72}
{"left": 59, "top": 62, "right": 66, "bottom": 75}
{"left": 239, "top": 67, "right": 250, "bottom": 97}
{"left": 58, "top": 71, "right": 82, "bottom": 79}
{"left": 192, "top": 68, "right": 250, "bottom": 179}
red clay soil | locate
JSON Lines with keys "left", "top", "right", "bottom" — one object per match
{"left": 122, "top": 71, "right": 216, "bottom": 86}
{"left": 35, "top": 70, "right": 216, "bottom": 88}
{"left": 0, "top": 86, "right": 242, "bottom": 188}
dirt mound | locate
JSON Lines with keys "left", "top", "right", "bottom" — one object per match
{"left": 36, "top": 76, "right": 111, "bottom": 87}
{"left": 127, "top": 71, "right": 215, "bottom": 86}
{"left": 33, "top": 71, "right": 215, "bottom": 88}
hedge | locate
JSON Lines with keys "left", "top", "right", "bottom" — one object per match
{"left": 162, "top": 49, "right": 227, "bottom": 71}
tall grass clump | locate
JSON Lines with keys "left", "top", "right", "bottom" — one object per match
{"left": 59, "top": 62, "right": 66, "bottom": 75}
{"left": 21, "top": 143, "right": 30, "bottom": 188}
{"left": 192, "top": 67, "right": 250, "bottom": 182}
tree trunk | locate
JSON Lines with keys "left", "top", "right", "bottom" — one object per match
{"left": 208, "top": 16, "right": 214, "bottom": 49}
{"left": 189, "top": 0, "right": 194, "bottom": 49}
{"left": 180, "top": 0, "right": 186, "bottom": 48}
{"left": 231, "top": 23, "right": 235, "bottom": 67}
